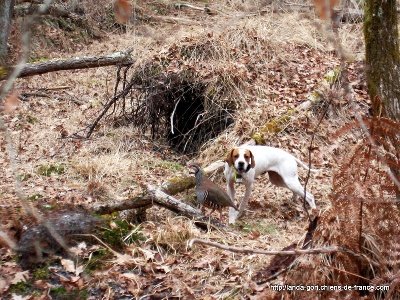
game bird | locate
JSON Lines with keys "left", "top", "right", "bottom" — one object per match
{"left": 188, "top": 163, "right": 238, "bottom": 221}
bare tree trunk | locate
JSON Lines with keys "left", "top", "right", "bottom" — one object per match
{"left": 0, "top": 0, "right": 14, "bottom": 63}
{"left": 364, "top": 0, "right": 400, "bottom": 121}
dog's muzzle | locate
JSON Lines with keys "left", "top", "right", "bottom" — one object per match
{"left": 235, "top": 161, "right": 251, "bottom": 174}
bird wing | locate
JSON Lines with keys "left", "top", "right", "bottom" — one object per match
{"left": 204, "top": 178, "right": 238, "bottom": 210}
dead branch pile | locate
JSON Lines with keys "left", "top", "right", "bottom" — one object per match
{"left": 86, "top": 28, "right": 278, "bottom": 154}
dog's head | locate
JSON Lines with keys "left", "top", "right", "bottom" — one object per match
{"left": 226, "top": 147, "right": 255, "bottom": 174}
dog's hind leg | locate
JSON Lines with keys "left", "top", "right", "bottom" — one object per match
{"left": 284, "top": 178, "right": 316, "bottom": 209}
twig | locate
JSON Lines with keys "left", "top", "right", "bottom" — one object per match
{"left": 303, "top": 93, "right": 330, "bottom": 223}
{"left": 174, "top": 3, "right": 218, "bottom": 15}
{"left": 188, "top": 238, "right": 343, "bottom": 255}
{"left": 147, "top": 15, "right": 203, "bottom": 26}
{"left": 170, "top": 98, "right": 181, "bottom": 134}
{"left": 174, "top": 3, "right": 206, "bottom": 11}
{"left": 188, "top": 238, "right": 380, "bottom": 267}
{"left": 321, "top": 263, "right": 372, "bottom": 282}
{"left": 45, "top": 85, "right": 72, "bottom": 90}
{"left": 82, "top": 79, "right": 136, "bottom": 138}
{"left": 283, "top": 1, "right": 313, "bottom": 7}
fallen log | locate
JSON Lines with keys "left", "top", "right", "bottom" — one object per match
{"left": 92, "top": 195, "right": 152, "bottom": 215}
{"left": 146, "top": 184, "right": 203, "bottom": 218}
{"left": 1, "top": 50, "right": 134, "bottom": 80}
{"left": 146, "top": 184, "right": 226, "bottom": 228}
{"left": 92, "top": 160, "right": 225, "bottom": 215}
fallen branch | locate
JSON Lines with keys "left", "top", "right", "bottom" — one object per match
{"left": 146, "top": 184, "right": 203, "bottom": 218}
{"left": 91, "top": 160, "right": 225, "bottom": 215}
{"left": 147, "top": 15, "right": 203, "bottom": 26}
{"left": 188, "top": 238, "right": 380, "bottom": 267}
{"left": 188, "top": 238, "right": 344, "bottom": 255}
{"left": 174, "top": 3, "right": 217, "bottom": 15}
{"left": 147, "top": 184, "right": 226, "bottom": 229}
{"left": 92, "top": 195, "right": 152, "bottom": 215}
{"left": 174, "top": 3, "right": 206, "bottom": 11}
{"left": 1, "top": 50, "right": 134, "bottom": 80}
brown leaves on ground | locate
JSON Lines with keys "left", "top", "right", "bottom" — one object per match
{"left": 0, "top": 1, "right": 370, "bottom": 299}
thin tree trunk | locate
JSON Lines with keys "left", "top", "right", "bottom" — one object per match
{"left": 364, "top": 0, "right": 400, "bottom": 121}
{"left": 0, "top": 0, "right": 14, "bottom": 63}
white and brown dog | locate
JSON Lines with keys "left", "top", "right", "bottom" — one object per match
{"left": 224, "top": 146, "right": 318, "bottom": 223}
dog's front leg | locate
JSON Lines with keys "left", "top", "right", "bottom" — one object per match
{"left": 238, "top": 181, "right": 253, "bottom": 216}
{"left": 226, "top": 179, "right": 235, "bottom": 203}
{"left": 229, "top": 181, "right": 254, "bottom": 224}
{"left": 227, "top": 179, "right": 239, "bottom": 224}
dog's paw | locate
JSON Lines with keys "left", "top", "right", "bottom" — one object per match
{"left": 228, "top": 207, "right": 239, "bottom": 224}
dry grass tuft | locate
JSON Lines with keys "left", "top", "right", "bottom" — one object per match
{"left": 145, "top": 217, "right": 200, "bottom": 253}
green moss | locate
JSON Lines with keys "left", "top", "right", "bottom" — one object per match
{"left": 0, "top": 67, "right": 8, "bottom": 77}
{"left": 164, "top": 175, "right": 195, "bottom": 195}
{"left": 255, "top": 114, "right": 292, "bottom": 141}
{"left": 50, "top": 286, "right": 89, "bottom": 299}
{"left": 159, "top": 161, "right": 183, "bottom": 171}
{"left": 27, "top": 194, "right": 43, "bottom": 201}
{"left": 252, "top": 133, "right": 265, "bottom": 145}
{"left": 324, "top": 68, "right": 341, "bottom": 86}
{"left": 17, "top": 173, "right": 31, "bottom": 181}
{"left": 28, "top": 55, "right": 50, "bottom": 63}
{"left": 240, "top": 221, "right": 280, "bottom": 235}
{"left": 307, "top": 89, "right": 324, "bottom": 103}
{"left": 33, "top": 267, "right": 50, "bottom": 280}
{"left": 100, "top": 219, "right": 144, "bottom": 249}
{"left": 10, "top": 281, "right": 31, "bottom": 294}
{"left": 37, "top": 164, "right": 65, "bottom": 176}
{"left": 26, "top": 115, "right": 39, "bottom": 124}
{"left": 84, "top": 248, "right": 110, "bottom": 273}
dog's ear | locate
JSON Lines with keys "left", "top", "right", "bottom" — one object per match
{"left": 249, "top": 150, "right": 256, "bottom": 169}
{"left": 225, "top": 149, "right": 235, "bottom": 166}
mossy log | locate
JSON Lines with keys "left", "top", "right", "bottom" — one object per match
{"left": 92, "top": 160, "right": 225, "bottom": 217}
{"left": 251, "top": 99, "right": 316, "bottom": 144}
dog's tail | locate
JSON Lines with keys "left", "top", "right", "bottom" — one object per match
{"left": 294, "top": 158, "right": 320, "bottom": 172}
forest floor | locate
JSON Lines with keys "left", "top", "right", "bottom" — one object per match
{"left": 0, "top": 1, "right": 371, "bottom": 299}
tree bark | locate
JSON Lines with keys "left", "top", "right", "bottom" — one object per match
{"left": 0, "top": 50, "right": 134, "bottom": 80}
{"left": 364, "top": 0, "right": 400, "bottom": 121}
{"left": 0, "top": 0, "right": 14, "bottom": 64}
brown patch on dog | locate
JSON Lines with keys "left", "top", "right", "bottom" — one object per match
{"left": 244, "top": 149, "right": 256, "bottom": 169}
{"left": 225, "top": 148, "right": 256, "bottom": 169}
{"left": 225, "top": 148, "right": 240, "bottom": 166}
